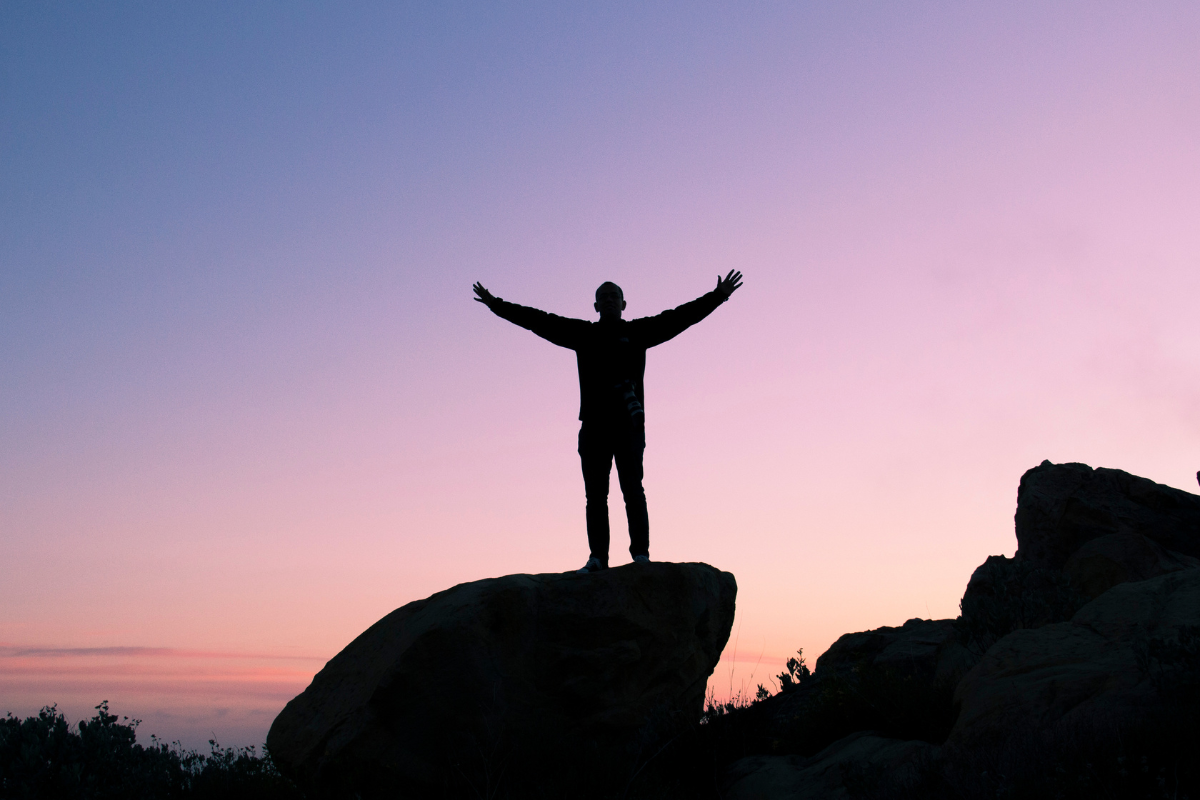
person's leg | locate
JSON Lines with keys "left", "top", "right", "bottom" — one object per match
{"left": 578, "top": 423, "right": 614, "bottom": 567}
{"left": 613, "top": 422, "right": 648, "bottom": 559}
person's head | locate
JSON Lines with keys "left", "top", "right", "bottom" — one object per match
{"left": 594, "top": 282, "right": 626, "bottom": 320}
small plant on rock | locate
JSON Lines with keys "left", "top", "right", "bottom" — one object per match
{"left": 775, "top": 649, "right": 812, "bottom": 692}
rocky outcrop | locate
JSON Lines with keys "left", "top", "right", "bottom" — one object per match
{"left": 1015, "top": 461, "right": 1200, "bottom": 570}
{"left": 722, "top": 732, "right": 933, "bottom": 800}
{"left": 959, "top": 462, "right": 1200, "bottom": 650}
{"left": 949, "top": 567, "right": 1200, "bottom": 747}
{"left": 267, "top": 561, "right": 736, "bottom": 799}
{"left": 1064, "top": 532, "right": 1200, "bottom": 599}
{"left": 813, "top": 617, "right": 974, "bottom": 686}
{"left": 717, "top": 461, "right": 1200, "bottom": 798}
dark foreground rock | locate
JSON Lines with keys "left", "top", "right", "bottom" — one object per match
{"left": 721, "top": 732, "right": 933, "bottom": 800}
{"left": 268, "top": 561, "right": 736, "bottom": 799}
{"left": 950, "top": 567, "right": 1200, "bottom": 748}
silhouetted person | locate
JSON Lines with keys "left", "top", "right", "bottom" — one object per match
{"left": 473, "top": 271, "right": 743, "bottom": 572}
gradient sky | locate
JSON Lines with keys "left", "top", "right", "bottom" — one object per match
{"left": 3, "top": 2, "right": 1200, "bottom": 747}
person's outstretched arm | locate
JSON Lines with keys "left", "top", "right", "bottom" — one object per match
{"left": 633, "top": 270, "right": 743, "bottom": 348}
{"left": 473, "top": 282, "right": 586, "bottom": 349}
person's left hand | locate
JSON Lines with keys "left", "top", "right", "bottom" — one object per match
{"left": 716, "top": 269, "right": 743, "bottom": 299}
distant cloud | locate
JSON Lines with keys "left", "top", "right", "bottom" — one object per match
{"left": 0, "top": 645, "right": 325, "bottom": 661}
{"left": 716, "top": 650, "right": 789, "bottom": 665}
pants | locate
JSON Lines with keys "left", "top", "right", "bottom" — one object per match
{"left": 578, "top": 418, "right": 648, "bottom": 566}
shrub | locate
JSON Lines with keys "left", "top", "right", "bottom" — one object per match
{"left": 0, "top": 703, "right": 300, "bottom": 800}
{"left": 775, "top": 649, "right": 812, "bottom": 693}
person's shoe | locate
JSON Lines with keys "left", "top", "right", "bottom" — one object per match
{"left": 633, "top": 554, "right": 650, "bottom": 564}
{"left": 577, "top": 557, "right": 604, "bottom": 574}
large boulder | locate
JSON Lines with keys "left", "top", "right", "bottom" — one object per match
{"left": 948, "top": 567, "right": 1200, "bottom": 748}
{"left": 267, "top": 562, "right": 736, "bottom": 799}
{"left": 1015, "top": 461, "right": 1200, "bottom": 570}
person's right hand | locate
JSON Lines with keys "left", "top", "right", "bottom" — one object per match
{"left": 473, "top": 282, "right": 498, "bottom": 308}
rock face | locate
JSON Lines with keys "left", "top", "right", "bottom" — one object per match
{"left": 814, "top": 617, "right": 974, "bottom": 686}
{"left": 956, "top": 554, "right": 1085, "bottom": 653}
{"left": 268, "top": 561, "right": 736, "bottom": 799}
{"left": 949, "top": 567, "right": 1200, "bottom": 747}
{"left": 721, "top": 732, "right": 933, "bottom": 800}
{"left": 1015, "top": 461, "right": 1200, "bottom": 570}
{"left": 1063, "top": 532, "right": 1200, "bottom": 599}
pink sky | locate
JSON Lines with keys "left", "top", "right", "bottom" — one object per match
{"left": 3, "top": 3, "right": 1200, "bottom": 746}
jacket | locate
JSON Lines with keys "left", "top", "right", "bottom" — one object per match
{"left": 489, "top": 290, "right": 727, "bottom": 422}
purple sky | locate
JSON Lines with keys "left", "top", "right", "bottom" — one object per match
{"left": 3, "top": 2, "right": 1199, "bottom": 747}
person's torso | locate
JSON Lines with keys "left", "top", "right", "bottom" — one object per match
{"left": 574, "top": 319, "right": 647, "bottom": 422}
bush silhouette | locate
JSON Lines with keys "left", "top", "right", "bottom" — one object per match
{"left": 0, "top": 702, "right": 300, "bottom": 800}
